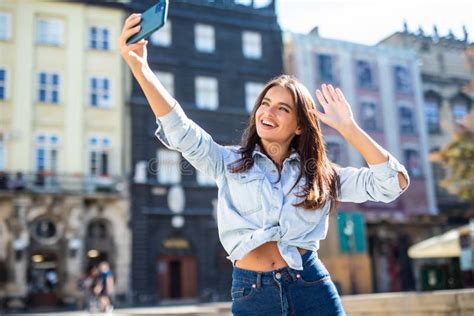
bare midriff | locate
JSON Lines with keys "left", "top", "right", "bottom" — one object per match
{"left": 234, "top": 241, "right": 307, "bottom": 272}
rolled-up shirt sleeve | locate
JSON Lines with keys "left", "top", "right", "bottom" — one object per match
{"left": 337, "top": 153, "right": 410, "bottom": 203}
{"left": 155, "top": 101, "right": 227, "bottom": 180}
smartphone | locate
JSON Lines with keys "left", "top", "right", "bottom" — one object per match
{"left": 126, "top": 0, "right": 169, "bottom": 45}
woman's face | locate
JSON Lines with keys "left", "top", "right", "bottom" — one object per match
{"left": 255, "top": 85, "right": 302, "bottom": 145}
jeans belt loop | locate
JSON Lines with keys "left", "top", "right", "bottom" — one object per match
{"left": 256, "top": 272, "right": 262, "bottom": 288}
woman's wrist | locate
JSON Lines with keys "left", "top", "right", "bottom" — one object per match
{"left": 129, "top": 60, "right": 149, "bottom": 73}
{"left": 338, "top": 120, "right": 360, "bottom": 138}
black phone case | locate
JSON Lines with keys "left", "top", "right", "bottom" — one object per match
{"left": 126, "top": 0, "right": 169, "bottom": 45}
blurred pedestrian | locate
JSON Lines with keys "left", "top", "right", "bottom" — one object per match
{"left": 78, "top": 265, "right": 99, "bottom": 312}
{"left": 94, "top": 261, "right": 114, "bottom": 313}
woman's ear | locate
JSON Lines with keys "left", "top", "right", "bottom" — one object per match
{"left": 295, "top": 125, "right": 302, "bottom": 135}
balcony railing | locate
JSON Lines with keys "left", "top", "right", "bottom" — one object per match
{"left": 0, "top": 171, "right": 125, "bottom": 195}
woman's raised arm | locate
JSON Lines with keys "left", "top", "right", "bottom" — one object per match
{"left": 118, "top": 13, "right": 174, "bottom": 118}
{"left": 118, "top": 14, "right": 229, "bottom": 181}
{"left": 311, "top": 84, "right": 410, "bottom": 203}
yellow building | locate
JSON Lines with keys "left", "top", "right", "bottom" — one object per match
{"left": 0, "top": 0, "right": 131, "bottom": 309}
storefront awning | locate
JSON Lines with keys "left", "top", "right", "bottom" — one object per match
{"left": 408, "top": 225, "right": 469, "bottom": 259}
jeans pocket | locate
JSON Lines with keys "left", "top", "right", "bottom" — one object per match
{"left": 230, "top": 284, "right": 257, "bottom": 301}
{"left": 298, "top": 259, "right": 331, "bottom": 286}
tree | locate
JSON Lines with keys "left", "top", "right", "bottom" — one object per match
{"left": 433, "top": 113, "right": 474, "bottom": 203}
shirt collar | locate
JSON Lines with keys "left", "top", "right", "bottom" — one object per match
{"left": 252, "top": 143, "right": 300, "bottom": 162}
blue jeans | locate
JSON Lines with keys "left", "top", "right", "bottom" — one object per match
{"left": 231, "top": 250, "right": 346, "bottom": 316}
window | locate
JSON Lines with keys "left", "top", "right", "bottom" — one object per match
{"left": 424, "top": 100, "right": 440, "bottom": 133}
{"left": 88, "top": 137, "right": 111, "bottom": 176}
{"left": 89, "top": 77, "right": 110, "bottom": 108}
{"left": 360, "top": 101, "right": 377, "bottom": 131}
{"left": 0, "top": 133, "right": 4, "bottom": 171}
{"left": 87, "top": 221, "right": 107, "bottom": 239}
{"left": 33, "top": 218, "right": 57, "bottom": 239}
{"left": 452, "top": 102, "right": 468, "bottom": 126}
{"left": 394, "top": 65, "right": 411, "bottom": 93}
{"left": 150, "top": 20, "right": 171, "bottom": 46}
{"left": 326, "top": 142, "right": 341, "bottom": 164}
{"left": 155, "top": 71, "right": 174, "bottom": 96}
{"left": 35, "top": 133, "right": 60, "bottom": 173}
{"left": 36, "top": 18, "right": 64, "bottom": 46}
{"left": 0, "top": 12, "right": 12, "bottom": 40}
{"left": 236, "top": 0, "right": 273, "bottom": 6}
{"left": 399, "top": 106, "right": 416, "bottom": 134}
{"left": 157, "top": 149, "right": 181, "bottom": 184}
{"left": 356, "top": 60, "right": 374, "bottom": 88}
{"left": 196, "top": 169, "right": 215, "bottom": 186}
{"left": 195, "top": 76, "right": 218, "bottom": 110}
{"left": 89, "top": 26, "right": 110, "bottom": 50}
{"left": 245, "top": 82, "right": 264, "bottom": 112}
{"left": 431, "top": 157, "right": 446, "bottom": 194}
{"left": 242, "top": 31, "right": 262, "bottom": 59}
{"left": 37, "top": 72, "right": 60, "bottom": 104}
{"left": 317, "top": 54, "right": 335, "bottom": 82}
{"left": 195, "top": 24, "right": 215, "bottom": 53}
{"left": 404, "top": 149, "right": 422, "bottom": 177}
{"left": 0, "top": 68, "right": 6, "bottom": 100}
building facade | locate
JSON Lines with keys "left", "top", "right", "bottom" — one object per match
{"left": 379, "top": 24, "right": 474, "bottom": 290}
{"left": 0, "top": 0, "right": 131, "bottom": 309}
{"left": 129, "top": 0, "right": 284, "bottom": 305}
{"left": 284, "top": 29, "right": 437, "bottom": 294}
{"left": 379, "top": 25, "right": 473, "bottom": 218}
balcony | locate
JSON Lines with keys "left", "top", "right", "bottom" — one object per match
{"left": 0, "top": 171, "right": 126, "bottom": 196}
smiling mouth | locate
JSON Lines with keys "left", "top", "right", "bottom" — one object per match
{"left": 260, "top": 119, "right": 278, "bottom": 128}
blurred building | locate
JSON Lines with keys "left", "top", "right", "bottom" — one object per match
{"left": 129, "top": 0, "right": 283, "bottom": 305}
{"left": 0, "top": 0, "right": 131, "bottom": 309}
{"left": 284, "top": 28, "right": 437, "bottom": 294}
{"left": 379, "top": 24, "right": 474, "bottom": 291}
{"left": 379, "top": 24, "right": 473, "bottom": 220}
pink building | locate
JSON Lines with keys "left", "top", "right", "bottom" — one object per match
{"left": 284, "top": 28, "right": 437, "bottom": 293}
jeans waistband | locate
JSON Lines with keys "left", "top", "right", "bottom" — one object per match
{"left": 232, "top": 250, "right": 317, "bottom": 286}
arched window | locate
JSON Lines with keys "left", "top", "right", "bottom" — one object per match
{"left": 87, "top": 221, "right": 107, "bottom": 239}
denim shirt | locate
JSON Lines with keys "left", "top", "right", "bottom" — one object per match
{"left": 155, "top": 102, "right": 410, "bottom": 271}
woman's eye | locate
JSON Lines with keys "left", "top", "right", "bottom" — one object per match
{"left": 280, "top": 107, "right": 289, "bottom": 112}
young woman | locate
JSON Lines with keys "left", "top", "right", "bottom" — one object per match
{"left": 119, "top": 14, "right": 410, "bottom": 316}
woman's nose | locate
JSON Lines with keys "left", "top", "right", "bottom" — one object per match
{"left": 263, "top": 105, "right": 276, "bottom": 116}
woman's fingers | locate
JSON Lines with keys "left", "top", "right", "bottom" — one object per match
{"left": 119, "top": 14, "right": 141, "bottom": 46}
{"left": 327, "top": 84, "right": 339, "bottom": 102}
{"left": 124, "top": 13, "right": 141, "bottom": 30}
{"left": 126, "top": 40, "right": 147, "bottom": 52}
{"left": 321, "top": 84, "right": 335, "bottom": 103}
{"left": 335, "top": 88, "right": 346, "bottom": 102}
{"left": 315, "top": 89, "right": 329, "bottom": 110}
{"left": 123, "top": 25, "right": 141, "bottom": 42}
{"left": 310, "top": 108, "right": 331, "bottom": 126}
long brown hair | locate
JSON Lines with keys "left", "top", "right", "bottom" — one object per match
{"left": 227, "top": 75, "right": 340, "bottom": 212}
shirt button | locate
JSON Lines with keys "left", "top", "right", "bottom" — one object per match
{"left": 275, "top": 272, "right": 282, "bottom": 279}
{"left": 273, "top": 186, "right": 278, "bottom": 190}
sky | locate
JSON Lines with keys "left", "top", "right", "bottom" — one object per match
{"left": 275, "top": 0, "right": 474, "bottom": 45}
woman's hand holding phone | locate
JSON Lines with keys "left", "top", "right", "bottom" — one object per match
{"left": 118, "top": 13, "right": 149, "bottom": 69}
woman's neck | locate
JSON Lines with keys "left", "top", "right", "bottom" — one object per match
{"left": 260, "top": 140, "right": 291, "bottom": 169}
